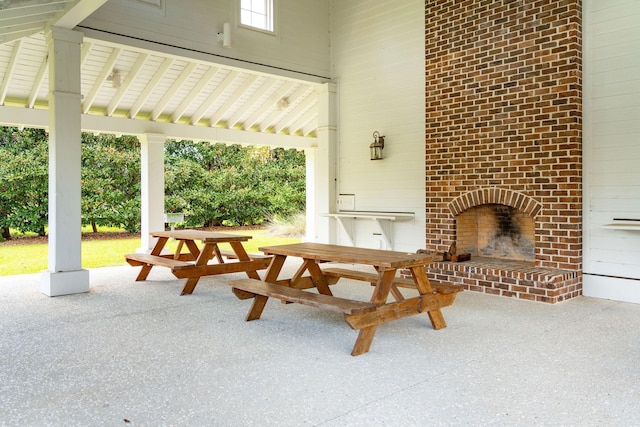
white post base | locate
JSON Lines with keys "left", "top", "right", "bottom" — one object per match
{"left": 41, "top": 269, "right": 90, "bottom": 297}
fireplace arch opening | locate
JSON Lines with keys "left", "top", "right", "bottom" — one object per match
{"left": 456, "top": 204, "right": 535, "bottom": 261}
{"left": 448, "top": 188, "right": 542, "bottom": 262}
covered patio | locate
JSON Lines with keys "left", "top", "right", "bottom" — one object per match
{"left": 0, "top": 0, "right": 335, "bottom": 297}
{"left": 1, "top": 262, "right": 639, "bottom": 425}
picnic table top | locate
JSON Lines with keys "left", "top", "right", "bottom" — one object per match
{"left": 258, "top": 242, "right": 433, "bottom": 269}
{"left": 151, "top": 229, "right": 252, "bottom": 243}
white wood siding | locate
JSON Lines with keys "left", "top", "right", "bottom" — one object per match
{"left": 583, "top": 0, "right": 640, "bottom": 302}
{"left": 79, "top": 0, "right": 330, "bottom": 79}
{"left": 330, "top": 0, "right": 425, "bottom": 251}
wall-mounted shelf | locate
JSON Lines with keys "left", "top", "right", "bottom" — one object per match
{"left": 324, "top": 211, "right": 414, "bottom": 249}
{"left": 603, "top": 219, "right": 640, "bottom": 231}
{"left": 603, "top": 223, "right": 640, "bottom": 231}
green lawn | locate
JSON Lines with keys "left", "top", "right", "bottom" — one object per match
{"left": 0, "top": 229, "right": 300, "bottom": 276}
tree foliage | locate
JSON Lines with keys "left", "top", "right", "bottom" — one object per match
{"left": 81, "top": 133, "right": 141, "bottom": 233}
{"left": 0, "top": 127, "right": 306, "bottom": 239}
{"left": 0, "top": 127, "right": 49, "bottom": 236}
{"left": 164, "top": 141, "right": 305, "bottom": 227}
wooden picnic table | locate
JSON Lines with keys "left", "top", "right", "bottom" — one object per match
{"left": 230, "top": 242, "right": 463, "bottom": 356}
{"left": 125, "top": 229, "right": 271, "bottom": 295}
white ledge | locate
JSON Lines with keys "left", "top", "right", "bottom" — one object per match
{"left": 323, "top": 211, "right": 415, "bottom": 249}
{"left": 324, "top": 211, "right": 414, "bottom": 221}
{"left": 603, "top": 223, "right": 640, "bottom": 231}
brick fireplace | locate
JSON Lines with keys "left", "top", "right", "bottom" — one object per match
{"left": 422, "top": 1, "right": 583, "bottom": 303}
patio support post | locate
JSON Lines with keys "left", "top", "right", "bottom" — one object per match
{"left": 307, "top": 82, "right": 337, "bottom": 243}
{"left": 41, "top": 27, "right": 89, "bottom": 296}
{"left": 137, "top": 133, "right": 166, "bottom": 253}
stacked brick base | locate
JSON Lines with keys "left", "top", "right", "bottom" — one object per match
{"left": 425, "top": 257, "right": 582, "bottom": 304}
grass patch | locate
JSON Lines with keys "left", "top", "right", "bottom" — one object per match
{"left": 0, "top": 229, "right": 299, "bottom": 276}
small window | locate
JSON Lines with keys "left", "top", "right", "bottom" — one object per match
{"left": 240, "top": 0, "right": 273, "bottom": 32}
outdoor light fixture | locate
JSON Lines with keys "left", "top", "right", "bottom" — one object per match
{"left": 217, "top": 23, "right": 232, "bottom": 48}
{"left": 369, "top": 131, "right": 385, "bottom": 160}
{"left": 106, "top": 70, "right": 121, "bottom": 88}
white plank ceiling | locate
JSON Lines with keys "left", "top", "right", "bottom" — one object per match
{"left": 0, "top": 0, "right": 320, "bottom": 142}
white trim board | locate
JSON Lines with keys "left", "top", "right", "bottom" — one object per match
{"left": 583, "top": 274, "right": 640, "bottom": 304}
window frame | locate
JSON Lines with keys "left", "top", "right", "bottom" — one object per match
{"left": 239, "top": 0, "right": 275, "bottom": 34}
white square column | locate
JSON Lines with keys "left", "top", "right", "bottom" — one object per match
{"left": 137, "top": 133, "right": 166, "bottom": 253}
{"left": 41, "top": 27, "right": 89, "bottom": 296}
{"left": 306, "top": 82, "right": 337, "bottom": 243}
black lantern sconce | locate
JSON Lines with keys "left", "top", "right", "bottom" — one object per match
{"left": 369, "top": 131, "right": 385, "bottom": 160}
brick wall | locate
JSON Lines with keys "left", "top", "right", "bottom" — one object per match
{"left": 425, "top": 0, "right": 582, "bottom": 272}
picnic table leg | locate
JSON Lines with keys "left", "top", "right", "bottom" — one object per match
{"left": 180, "top": 278, "right": 199, "bottom": 295}
{"left": 263, "top": 255, "right": 286, "bottom": 283}
{"left": 179, "top": 242, "right": 216, "bottom": 295}
{"left": 136, "top": 237, "right": 169, "bottom": 281}
{"left": 245, "top": 295, "right": 269, "bottom": 321}
{"left": 228, "top": 241, "right": 264, "bottom": 299}
{"left": 410, "top": 265, "right": 446, "bottom": 330}
{"left": 232, "top": 254, "right": 285, "bottom": 300}
{"left": 213, "top": 243, "right": 224, "bottom": 263}
{"left": 135, "top": 266, "right": 153, "bottom": 282}
{"left": 173, "top": 240, "right": 185, "bottom": 260}
{"left": 305, "top": 260, "right": 333, "bottom": 296}
{"left": 229, "top": 241, "right": 261, "bottom": 280}
{"left": 351, "top": 326, "right": 378, "bottom": 356}
{"left": 351, "top": 269, "right": 397, "bottom": 355}
{"left": 184, "top": 240, "right": 202, "bottom": 260}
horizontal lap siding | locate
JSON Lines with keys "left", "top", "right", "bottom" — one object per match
{"left": 330, "top": 0, "right": 426, "bottom": 251}
{"left": 584, "top": 0, "right": 640, "bottom": 279}
{"left": 80, "top": 0, "right": 330, "bottom": 78}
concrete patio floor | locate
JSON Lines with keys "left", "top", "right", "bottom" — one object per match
{"left": 1, "top": 260, "right": 639, "bottom": 426}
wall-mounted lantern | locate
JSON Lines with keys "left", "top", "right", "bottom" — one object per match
{"left": 369, "top": 131, "right": 385, "bottom": 160}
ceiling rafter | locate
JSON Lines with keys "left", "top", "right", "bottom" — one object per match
{"left": 242, "top": 81, "right": 296, "bottom": 131}
{"left": 0, "top": 38, "right": 22, "bottom": 104}
{"left": 80, "top": 40, "right": 92, "bottom": 64}
{"left": 189, "top": 70, "right": 239, "bottom": 125}
{"left": 151, "top": 61, "right": 196, "bottom": 121}
{"left": 209, "top": 74, "right": 259, "bottom": 127}
{"left": 27, "top": 53, "right": 47, "bottom": 108}
{"left": 82, "top": 46, "right": 120, "bottom": 113}
{"left": 260, "top": 84, "right": 310, "bottom": 132}
{"left": 106, "top": 52, "right": 148, "bottom": 116}
{"left": 290, "top": 102, "right": 317, "bottom": 136}
{"left": 226, "top": 78, "right": 276, "bottom": 129}
{"left": 128, "top": 57, "right": 173, "bottom": 119}
{"left": 274, "top": 89, "right": 316, "bottom": 134}
{"left": 0, "top": 1, "right": 74, "bottom": 44}
{"left": 0, "top": 18, "right": 47, "bottom": 35}
{"left": 0, "top": 12, "right": 55, "bottom": 28}
{"left": 0, "top": 2, "right": 69, "bottom": 20}
{"left": 170, "top": 65, "right": 219, "bottom": 123}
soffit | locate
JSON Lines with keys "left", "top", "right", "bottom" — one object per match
{"left": 0, "top": 1, "right": 320, "bottom": 142}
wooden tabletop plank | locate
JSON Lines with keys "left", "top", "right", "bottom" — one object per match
{"left": 151, "top": 229, "right": 252, "bottom": 243}
{"left": 258, "top": 242, "right": 432, "bottom": 269}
